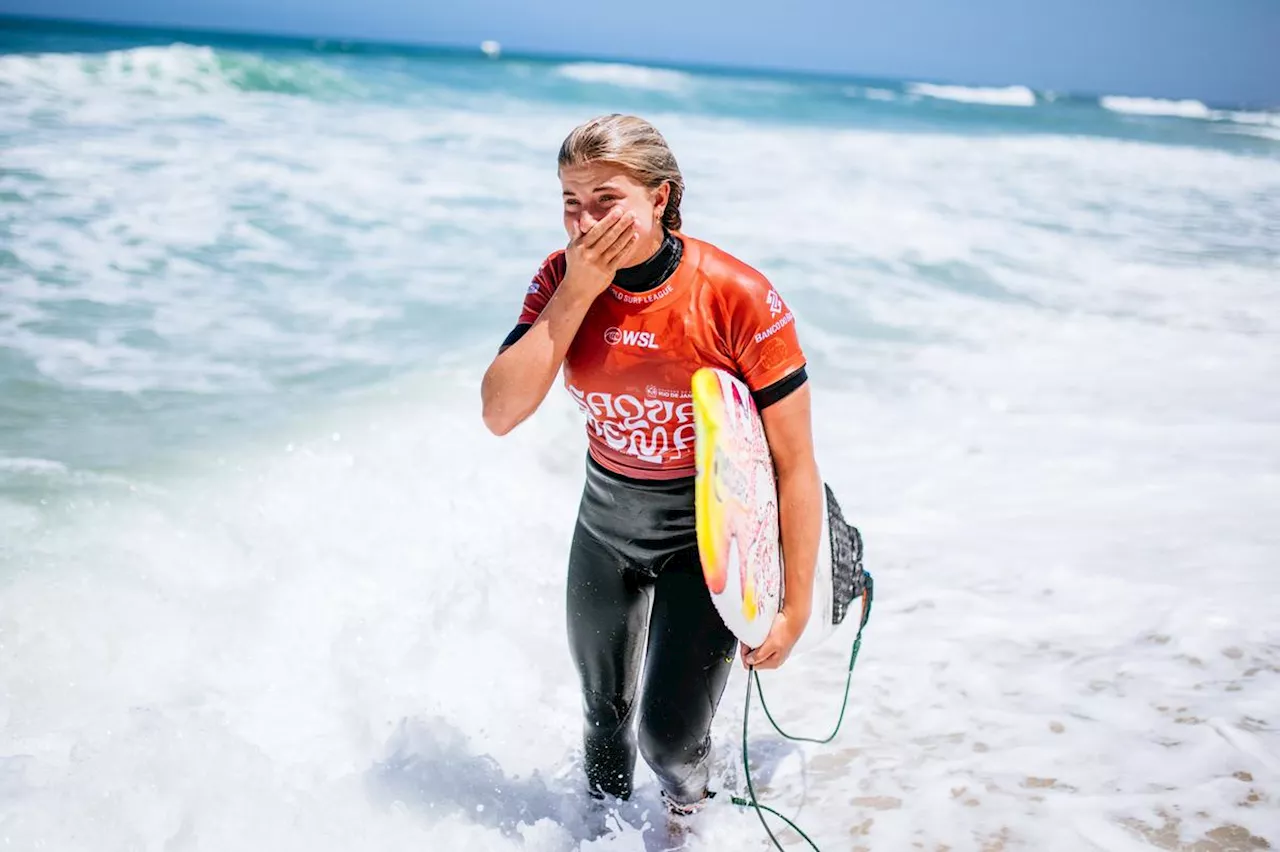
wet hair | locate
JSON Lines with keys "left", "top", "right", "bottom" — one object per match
{"left": 557, "top": 114, "right": 685, "bottom": 231}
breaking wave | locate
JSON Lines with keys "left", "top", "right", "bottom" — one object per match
{"left": 0, "top": 43, "right": 361, "bottom": 98}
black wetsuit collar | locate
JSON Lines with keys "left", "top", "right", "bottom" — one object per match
{"left": 613, "top": 230, "right": 683, "bottom": 293}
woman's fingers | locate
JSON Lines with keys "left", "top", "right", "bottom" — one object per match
{"left": 600, "top": 221, "right": 639, "bottom": 266}
{"left": 580, "top": 207, "right": 629, "bottom": 249}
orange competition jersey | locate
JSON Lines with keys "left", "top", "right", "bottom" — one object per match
{"left": 516, "top": 234, "right": 806, "bottom": 481}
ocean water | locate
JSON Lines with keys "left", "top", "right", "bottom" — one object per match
{"left": 2, "top": 16, "right": 1279, "bottom": 852}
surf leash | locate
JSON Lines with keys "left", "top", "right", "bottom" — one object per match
{"left": 730, "top": 572, "right": 874, "bottom": 851}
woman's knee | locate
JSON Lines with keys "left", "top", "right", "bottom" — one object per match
{"left": 637, "top": 713, "right": 709, "bottom": 780}
{"left": 582, "top": 689, "right": 633, "bottom": 734}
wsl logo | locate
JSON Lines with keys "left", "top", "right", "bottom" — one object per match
{"left": 604, "top": 326, "right": 660, "bottom": 349}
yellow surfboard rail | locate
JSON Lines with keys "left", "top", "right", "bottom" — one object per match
{"left": 692, "top": 366, "right": 771, "bottom": 632}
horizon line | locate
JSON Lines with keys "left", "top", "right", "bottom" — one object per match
{"left": 1, "top": 12, "right": 1274, "bottom": 111}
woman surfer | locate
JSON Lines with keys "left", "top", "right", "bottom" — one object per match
{"left": 481, "top": 114, "right": 823, "bottom": 815}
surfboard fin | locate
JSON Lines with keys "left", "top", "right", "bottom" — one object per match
{"left": 824, "top": 483, "right": 869, "bottom": 627}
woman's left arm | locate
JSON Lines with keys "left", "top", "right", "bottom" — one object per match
{"left": 744, "top": 381, "right": 824, "bottom": 670}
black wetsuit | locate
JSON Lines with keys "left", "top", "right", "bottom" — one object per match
{"left": 568, "top": 454, "right": 735, "bottom": 803}
{"left": 507, "top": 231, "right": 808, "bottom": 805}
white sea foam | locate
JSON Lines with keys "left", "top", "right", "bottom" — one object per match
{"left": 1215, "top": 109, "right": 1280, "bottom": 140}
{"left": 0, "top": 457, "right": 69, "bottom": 475}
{"left": 1101, "top": 95, "right": 1214, "bottom": 119}
{"left": 554, "top": 61, "right": 694, "bottom": 93}
{"left": 1099, "top": 96, "right": 1280, "bottom": 135}
{"left": 1, "top": 94, "right": 569, "bottom": 394}
{"left": 845, "top": 86, "right": 899, "bottom": 103}
{"left": 1222, "top": 125, "right": 1280, "bottom": 142}
{"left": 908, "top": 83, "right": 1037, "bottom": 107}
{"left": 0, "top": 44, "right": 358, "bottom": 100}
{"left": 1225, "top": 109, "right": 1280, "bottom": 127}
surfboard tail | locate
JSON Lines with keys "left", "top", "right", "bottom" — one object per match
{"left": 790, "top": 481, "right": 873, "bottom": 657}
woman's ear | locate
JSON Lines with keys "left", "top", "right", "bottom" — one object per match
{"left": 653, "top": 182, "right": 671, "bottom": 220}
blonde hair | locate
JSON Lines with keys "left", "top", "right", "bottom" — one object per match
{"left": 558, "top": 114, "right": 686, "bottom": 231}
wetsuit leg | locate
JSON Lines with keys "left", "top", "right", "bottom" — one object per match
{"left": 565, "top": 520, "right": 653, "bottom": 800}
{"left": 636, "top": 546, "right": 738, "bottom": 804}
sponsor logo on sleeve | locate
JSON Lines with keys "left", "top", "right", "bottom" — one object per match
{"left": 753, "top": 311, "right": 795, "bottom": 343}
{"left": 759, "top": 337, "right": 789, "bottom": 370}
{"left": 766, "top": 288, "right": 783, "bottom": 317}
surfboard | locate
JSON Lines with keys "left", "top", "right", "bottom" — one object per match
{"left": 692, "top": 366, "right": 866, "bottom": 654}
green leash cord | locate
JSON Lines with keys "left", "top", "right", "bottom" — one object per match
{"left": 729, "top": 574, "right": 874, "bottom": 850}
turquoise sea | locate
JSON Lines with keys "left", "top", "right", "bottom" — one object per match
{"left": 2, "top": 16, "right": 1278, "bottom": 851}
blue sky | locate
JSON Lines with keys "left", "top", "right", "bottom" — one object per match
{"left": 3, "top": 0, "right": 1277, "bottom": 105}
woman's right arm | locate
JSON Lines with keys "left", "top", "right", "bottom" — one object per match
{"left": 480, "top": 286, "right": 596, "bottom": 436}
{"left": 481, "top": 208, "right": 637, "bottom": 436}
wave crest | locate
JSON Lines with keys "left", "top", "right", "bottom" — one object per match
{"left": 0, "top": 44, "right": 359, "bottom": 99}
{"left": 908, "top": 83, "right": 1037, "bottom": 107}
{"left": 554, "top": 62, "right": 693, "bottom": 93}
{"left": 1100, "top": 96, "right": 1212, "bottom": 119}
{"left": 1100, "top": 95, "right": 1280, "bottom": 138}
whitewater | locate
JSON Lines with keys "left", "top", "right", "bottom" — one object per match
{"left": 1, "top": 19, "right": 1278, "bottom": 852}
